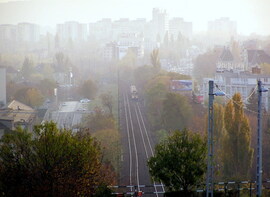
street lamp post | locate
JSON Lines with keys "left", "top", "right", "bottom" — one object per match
{"left": 206, "top": 80, "right": 225, "bottom": 197}
{"left": 256, "top": 80, "right": 268, "bottom": 197}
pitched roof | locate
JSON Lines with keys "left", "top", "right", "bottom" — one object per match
{"left": 248, "top": 50, "right": 270, "bottom": 65}
{"left": 219, "top": 48, "right": 234, "bottom": 62}
{"left": 7, "top": 100, "right": 34, "bottom": 111}
{"left": 0, "top": 100, "right": 36, "bottom": 124}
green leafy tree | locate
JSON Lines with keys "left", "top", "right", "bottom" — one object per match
{"left": 145, "top": 80, "right": 169, "bottom": 130}
{"left": 100, "top": 92, "right": 113, "bottom": 115}
{"left": 38, "top": 78, "right": 57, "bottom": 98}
{"left": 83, "top": 107, "right": 116, "bottom": 132}
{"left": 93, "top": 128, "right": 120, "bottom": 172}
{"left": 0, "top": 122, "right": 116, "bottom": 197}
{"left": 79, "top": 79, "right": 98, "bottom": 99}
{"left": 150, "top": 49, "right": 161, "bottom": 70}
{"left": 54, "top": 52, "right": 72, "bottom": 72}
{"left": 222, "top": 93, "right": 253, "bottom": 180}
{"left": 162, "top": 92, "right": 192, "bottom": 131}
{"left": 148, "top": 129, "right": 206, "bottom": 193}
{"left": 133, "top": 65, "right": 156, "bottom": 89}
{"left": 21, "top": 57, "right": 34, "bottom": 79}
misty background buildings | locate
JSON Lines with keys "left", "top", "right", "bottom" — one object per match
{"left": 0, "top": 8, "right": 237, "bottom": 56}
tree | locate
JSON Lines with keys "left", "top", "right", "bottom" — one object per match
{"left": 222, "top": 93, "right": 253, "bottom": 180}
{"left": 0, "top": 122, "right": 116, "bottom": 197}
{"left": 83, "top": 107, "right": 116, "bottom": 132}
{"left": 54, "top": 52, "right": 71, "bottom": 72}
{"left": 148, "top": 129, "right": 206, "bottom": 193}
{"left": 100, "top": 92, "right": 113, "bottom": 115}
{"left": 38, "top": 78, "right": 57, "bottom": 98}
{"left": 246, "top": 88, "right": 257, "bottom": 112}
{"left": 79, "top": 79, "right": 98, "bottom": 99}
{"left": 25, "top": 88, "right": 44, "bottom": 107}
{"left": 163, "top": 31, "right": 169, "bottom": 47}
{"left": 193, "top": 49, "right": 221, "bottom": 82}
{"left": 161, "top": 92, "right": 192, "bottom": 131}
{"left": 118, "top": 49, "right": 137, "bottom": 68}
{"left": 145, "top": 79, "right": 169, "bottom": 129}
{"left": 133, "top": 65, "right": 156, "bottom": 89}
{"left": 260, "top": 63, "right": 270, "bottom": 75}
{"left": 14, "top": 87, "right": 44, "bottom": 108}
{"left": 150, "top": 49, "right": 161, "bottom": 70}
{"left": 93, "top": 128, "right": 120, "bottom": 172}
{"left": 210, "top": 103, "right": 226, "bottom": 180}
{"left": 21, "top": 57, "right": 34, "bottom": 79}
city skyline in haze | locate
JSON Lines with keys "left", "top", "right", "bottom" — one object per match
{"left": 0, "top": 0, "right": 269, "bottom": 35}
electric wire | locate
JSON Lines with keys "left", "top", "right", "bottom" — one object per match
{"left": 214, "top": 83, "right": 270, "bottom": 116}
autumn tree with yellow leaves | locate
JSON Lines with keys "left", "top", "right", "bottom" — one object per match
{"left": 222, "top": 93, "right": 253, "bottom": 180}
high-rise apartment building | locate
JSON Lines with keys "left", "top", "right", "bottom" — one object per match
{"left": 0, "top": 24, "right": 17, "bottom": 42}
{"left": 169, "top": 17, "right": 192, "bottom": 39}
{"left": 89, "top": 18, "right": 112, "bottom": 42}
{"left": 57, "top": 21, "right": 87, "bottom": 43}
{"left": 152, "top": 8, "right": 169, "bottom": 41}
{"left": 208, "top": 17, "right": 237, "bottom": 43}
{"left": 17, "top": 23, "right": 40, "bottom": 42}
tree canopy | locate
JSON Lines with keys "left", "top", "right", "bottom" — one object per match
{"left": 100, "top": 92, "right": 114, "bottom": 115}
{"left": 150, "top": 49, "right": 161, "bottom": 70}
{"left": 21, "top": 57, "right": 34, "bottom": 79}
{"left": 148, "top": 129, "right": 206, "bottom": 193}
{"left": 83, "top": 107, "right": 116, "bottom": 133}
{"left": 0, "top": 122, "right": 116, "bottom": 197}
{"left": 14, "top": 87, "right": 44, "bottom": 108}
{"left": 79, "top": 79, "right": 98, "bottom": 100}
{"left": 162, "top": 92, "right": 192, "bottom": 131}
{"left": 222, "top": 93, "right": 253, "bottom": 180}
{"left": 246, "top": 87, "right": 258, "bottom": 112}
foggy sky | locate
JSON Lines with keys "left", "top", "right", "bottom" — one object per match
{"left": 0, "top": 0, "right": 269, "bottom": 35}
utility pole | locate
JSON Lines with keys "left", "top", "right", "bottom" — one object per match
{"left": 206, "top": 80, "right": 225, "bottom": 197}
{"left": 206, "top": 80, "right": 214, "bottom": 197}
{"left": 256, "top": 80, "right": 268, "bottom": 197}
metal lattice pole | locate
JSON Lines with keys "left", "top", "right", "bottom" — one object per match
{"left": 256, "top": 80, "right": 263, "bottom": 197}
{"left": 206, "top": 80, "right": 214, "bottom": 197}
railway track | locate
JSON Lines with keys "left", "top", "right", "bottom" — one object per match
{"left": 120, "top": 90, "right": 165, "bottom": 196}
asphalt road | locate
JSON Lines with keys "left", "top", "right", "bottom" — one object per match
{"left": 119, "top": 87, "right": 165, "bottom": 196}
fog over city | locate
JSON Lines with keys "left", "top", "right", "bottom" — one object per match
{"left": 0, "top": 0, "right": 270, "bottom": 35}
{"left": 1, "top": 0, "right": 270, "bottom": 196}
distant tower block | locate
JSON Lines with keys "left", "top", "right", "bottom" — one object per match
{"left": 0, "top": 68, "right": 6, "bottom": 107}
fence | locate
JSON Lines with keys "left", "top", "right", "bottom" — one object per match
{"left": 109, "top": 180, "right": 270, "bottom": 196}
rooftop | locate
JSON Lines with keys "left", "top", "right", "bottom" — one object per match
{"left": 0, "top": 100, "right": 36, "bottom": 124}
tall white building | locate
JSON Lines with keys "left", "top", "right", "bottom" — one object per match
{"left": 0, "top": 24, "right": 17, "bottom": 42}
{"left": 57, "top": 21, "right": 87, "bottom": 43}
{"left": 208, "top": 17, "right": 237, "bottom": 43}
{"left": 89, "top": 18, "right": 112, "bottom": 42}
{"left": 152, "top": 8, "right": 169, "bottom": 42}
{"left": 0, "top": 68, "right": 6, "bottom": 107}
{"left": 169, "top": 17, "right": 192, "bottom": 39}
{"left": 117, "top": 32, "right": 144, "bottom": 59}
{"left": 17, "top": 23, "right": 40, "bottom": 42}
